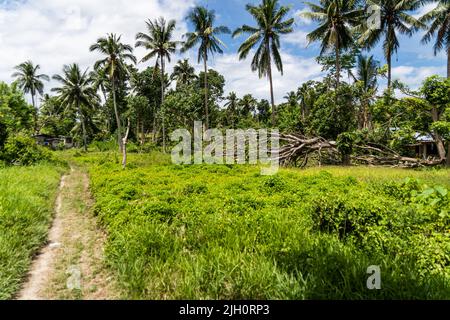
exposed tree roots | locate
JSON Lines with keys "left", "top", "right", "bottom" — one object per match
{"left": 278, "top": 134, "right": 444, "bottom": 168}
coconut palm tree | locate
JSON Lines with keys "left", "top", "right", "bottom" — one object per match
{"left": 239, "top": 94, "right": 258, "bottom": 117}
{"left": 90, "top": 33, "right": 136, "bottom": 152}
{"left": 302, "top": 0, "right": 364, "bottom": 89}
{"left": 225, "top": 92, "right": 239, "bottom": 127}
{"left": 359, "top": 0, "right": 425, "bottom": 88}
{"left": 171, "top": 59, "right": 198, "bottom": 87}
{"left": 233, "top": 0, "right": 294, "bottom": 126}
{"left": 182, "top": 6, "right": 230, "bottom": 129}
{"left": 136, "top": 17, "right": 178, "bottom": 152}
{"left": 284, "top": 91, "right": 299, "bottom": 110}
{"left": 420, "top": 0, "right": 450, "bottom": 78}
{"left": 52, "top": 64, "right": 99, "bottom": 151}
{"left": 12, "top": 61, "right": 49, "bottom": 132}
{"left": 351, "top": 55, "right": 379, "bottom": 129}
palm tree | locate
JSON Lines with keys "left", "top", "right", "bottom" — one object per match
{"left": 233, "top": 0, "right": 294, "bottom": 126}
{"left": 136, "top": 17, "right": 178, "bottom": 152}
{"left": 352, "top": 55, "right": 379, "bottom": 129}
{"left": 225, "top": 92, "right": 239, "bottom": 127}
{"left": 302, "top": 0, "right": 363, "bottom": 89}
{"left": 420, "top": 1, "right": 450, "bottom": 78}
{"left": 171, "top": 59, "right": 198, "bottom": 87}
{"left": 284, "top": 91, "right": 299, "bottom": 110}
{"left": 239, "top": 94, "right": 258, "bottom": 117}
{"left": 359, "top": 0, "right": 425, "bottom": 88}
{"left": 12, "top": 61, "right": 49, "bottom": 132}
{"left": 52, "top": 64, "right": 99, "bottom": 151}
{"left": 90, "top": 33, "right": 136, "bottom": 152}
{"left": 182, "top": 6, "right": 231, "bottom": 129}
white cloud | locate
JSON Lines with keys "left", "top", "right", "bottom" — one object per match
{"left": 283, "top": 30, "right": 309, "bottom": 48}
{"left": 207, "top": 51, "right": 323, "bottom": 104}
{"left": 392, "top": 65, "right": 445, "bottom": 88}
{"left": 0, "top": 0, "right": 196, "bottom": 97}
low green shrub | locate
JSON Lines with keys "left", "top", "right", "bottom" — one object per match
{"left": 0, "top": 134, "right": 59, "bottom": 166}
{"left": 79, "top": 154, "right": 450, "bottom": 299}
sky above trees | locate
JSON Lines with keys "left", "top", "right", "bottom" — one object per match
{"left": 0, "top": 0, "right": 447, "bottom": 103}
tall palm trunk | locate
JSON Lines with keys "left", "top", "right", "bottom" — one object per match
{"left": 31, "top": 91, "right": 38, "bottom": 133}
{"left": 335, "top": 43, "right": 341, "bottom": 89}
{"left": 112, "top": 79, "right": 123, "bottom": 152}
{"left": 77, "top": 101, "right": 87, "bottom": 152}
{"left": 266, "top": 39, "right": 276, "bottom": 127}
{"left": 161, "top": 55, "right": 166, "bottom": 153}
{"left": 203, "top": 51, "right": 209, "bottom": 129}
{"left": 447, "top": 47, "right": 450, "bottom": 79}
{"left": 387, "top": 51, "right": 392, "bottom": 89}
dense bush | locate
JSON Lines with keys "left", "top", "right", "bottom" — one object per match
{"left": 1, "top": 134, "right": 59, "bottom": 166}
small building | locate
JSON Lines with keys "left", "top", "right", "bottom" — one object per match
{"left": 33, "top": 134, "right": 73, "bottom": 150}
{"left": 409, "top": 133, "right": 440, "bottom": 160}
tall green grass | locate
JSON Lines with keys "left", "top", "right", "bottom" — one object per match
{"left": 81, "top": 153, "right": 450, "bottom": 299}
{"left": 0, "top": 165, "right": 64, "bottom": 299}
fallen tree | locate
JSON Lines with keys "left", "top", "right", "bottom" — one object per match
{"left": 277, "top": 133, "right": 444, "bottom": 168}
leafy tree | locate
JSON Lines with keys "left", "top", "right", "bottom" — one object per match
{"left": 359, "top": 0, "right": 424, "bottom": 88}
{"left": 136, "top": 17, "right": 178, "bottom": 152}
{"left": 233, "top": 0, "right": 294, "bottom": 125}
{"left": 171, "top": 59, "right": 198, "bottom": 88}
{"left": 52, "top": 64, "right": 100, "bottom": 151}
{"left": 421, "top": 75, "right": 450, "bottom": 162}
{"left": 224, "top": 92, "right": 239, "bottom": 128}
{"left": 12, "top": 61, "right": 49, "bottom": 132}
{"left": 182, "top": 6, "right": 230, "bottom": 129}
{"left": 90, "top": 33, "right": 137, "bottom": 151}
{"left": 239, "top": 94, "right": 258, "bottom": 118}
{"left": 302, "top": 0, "right": 363, "bottom": 89}
{"left": 197, "top": 69, "right": 226, "bottom": 126}
{"left": 39, "top": 94, "right": 76, "bottom": 137}
{"left": 309, "top": 83, "right": 358, "bottom": 139}
{"left": 0, "top": 82, "right": 34, "bottom": 148}
{"left": 420, "top": 0, "right": 450, "bottom": 78}
{"left": 256, "top": 99, "right": 271, "bottom": 125}
{"left": 352, "top": 55, "right": 379, "bottom": 129}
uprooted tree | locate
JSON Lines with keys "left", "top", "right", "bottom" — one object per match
{"left": 277, "top": 133, "right": 445, "bottom": 168}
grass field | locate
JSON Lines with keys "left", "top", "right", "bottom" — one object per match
{"left": 74, "top": 152, "right": 450, "bottom": 299}
{"left": 0, "top": 165, "right": 64, "bottom": 299}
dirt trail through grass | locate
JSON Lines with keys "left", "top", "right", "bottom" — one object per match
{"left": 17, "top": 166, "right": 118, "bottom": 300}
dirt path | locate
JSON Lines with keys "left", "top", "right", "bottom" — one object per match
{"left": 17, "top": 166, "right": 119, "bottom": 300}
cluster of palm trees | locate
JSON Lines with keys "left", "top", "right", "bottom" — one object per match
{"left": 302, "top": 0, "right": 450, "bottom": 88}
{"left": 10, "top": 0, "right": 450, "bottom": 149}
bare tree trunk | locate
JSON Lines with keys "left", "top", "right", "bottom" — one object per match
{"left": 387, "top": 46, "right": 392, "bottom": 89}
{"left": 112, "top": 79, "right": 123, "bottom": 152}
{"left": 161, "top": 55, "right": 166, "bottom": 153}
{"left": 203, "top": 51, "right": 209, "bottom": 130}
{"left": 447, "top": 47, "right": 450, "bottom": 79}
{"left": 122, "top": 118, "right": 131, "bottom": 169}
{"left": 77, "top": 101, "right": 87, "bottom": 152}
{"left": 431, "top": 107, "right": 447, "bottom": 161}
{"left": 335, "top": 43, "right": 341, "bottom": 89}
{"left": 447, "top": 142, "right": 450, "bottom": 167}
{"left": 141, "top": 121, "right": 145, "bottom": 145}
{"left": 266, "top": 40, "right": 276, "bottom": 127}
{"left": 31, "top": 92, "right": 38, "bottom": 134}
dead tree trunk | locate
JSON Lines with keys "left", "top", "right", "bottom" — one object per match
{"left": 278, "top": 134, "right": 444, "bottom": 168}
{"left": 122, "top": 118, "right": 131, "bottom": 169}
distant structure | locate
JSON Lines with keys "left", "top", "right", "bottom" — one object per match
{"left": 33, "top": 134, "right": 74, "bottom": 150}
{"left": 409, "top": 133, "right": 439, "bottom": 160}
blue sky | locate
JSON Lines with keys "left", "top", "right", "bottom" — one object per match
{"left": 0, "top": 0, "right": 446, "bottom": 103}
